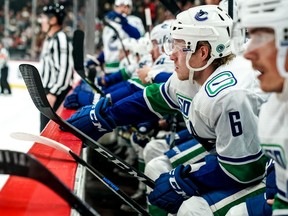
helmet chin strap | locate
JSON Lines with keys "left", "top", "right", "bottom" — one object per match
{"left": 185, "top": 52, "right": 215, "bottom": 83}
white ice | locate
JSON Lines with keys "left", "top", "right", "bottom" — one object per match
{"left": 0, "top": 60, "right": 40, "bottom": 190}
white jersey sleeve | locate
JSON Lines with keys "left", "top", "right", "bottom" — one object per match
{"left": 127, "top": 15, "right": 145, "bottom": 36}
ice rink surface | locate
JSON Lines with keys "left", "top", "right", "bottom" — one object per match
{"left": 0, "top": 60, "right": 40, "bottom": 190}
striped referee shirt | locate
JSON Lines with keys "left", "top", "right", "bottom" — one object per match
{"left": 39, "top": 30, "right": 74, "bottom": 96}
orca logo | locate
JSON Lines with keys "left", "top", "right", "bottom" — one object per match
{"left": 195, "top": 9, "right": 208, "bottom": 21}
{"left": 161, "top": 23, "right": 169, "bottom": 29}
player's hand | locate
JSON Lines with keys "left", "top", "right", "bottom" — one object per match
{"left": 63, "top": 98, "right": 116, "bottom": 141}
{"left": 137, "top": 66, "right": 150, "bottom": 84}
{"left": 64, "top": 82, "right": 95, "bottom": 109}
{"left": 96, "top": 74, "right": 106, "bottom": 87}
{"left": 267, "top": 199, "right": 274, "bottom": 205}
{"left": 148, "top": 164, "right": 199, "bottom": 214}
{"left": 47, "top": 93, "right": 57, "bottom": 107}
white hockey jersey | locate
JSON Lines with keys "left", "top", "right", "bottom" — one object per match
{"left": 102, "top": 15, "right": 144, "bottom": 73}
{"left": 187, "top": 56, "right": 269, "bottom": 183}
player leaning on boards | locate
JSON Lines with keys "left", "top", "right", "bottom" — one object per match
{"left": 227, "top": 0, "right": 288, "bottom": 215}
{"left": 101, "top": 0, "right": 144, "bottom": 74}
{"left": 63, "top": 4, "right": 269, "bottom": 215}
{"left": 145, "top": 4, "right": 270, "bottom": 215}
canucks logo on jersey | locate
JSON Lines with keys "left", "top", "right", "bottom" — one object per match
{"left": 205, "top": 71, "right": 237, "bottom": 97}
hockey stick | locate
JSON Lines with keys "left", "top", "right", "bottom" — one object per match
{"left": 72, "top": 30, "right": 105, "bottom": 97}
{"left": 18, "top": 64, "right": 155, "bottom": 189}
{"left": 158, "top": 0, "right": 181, "bottom": 16}
{"left": 228, "top": 0, "right": 234, "bottom": 19}
{"left": 10, "top": 132, "right": 150, "bottom": 216}
{"left": 144, "top": 8, "right": 152, "bottom": 33}
{"left": 0, "top": 149, "right": 99, "bottom": 216}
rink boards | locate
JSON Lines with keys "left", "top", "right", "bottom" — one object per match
{"left": 0, "top": 60, "right": 84, "bottom": 216}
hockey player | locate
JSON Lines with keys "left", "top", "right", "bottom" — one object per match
{"left": 137, "top": 20, "right": 175, "bottom": 84}
{"left": 101, "top": 0, "right": 145, "bottom": 74}
{"left": 98, "top": 20, "right": 175, "bottom": 98}
{"left": 146, "top": 5, "right": 270, "bottom": 215}
{"left": 63, "top": 5, "right": 268, "bottom": 215}
{"left": 64, "top": 21, "right": 174, "bottom": 108}
{"left": 226, "top": 0, "right": 288, "bottom": 215}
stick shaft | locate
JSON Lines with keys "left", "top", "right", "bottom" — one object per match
{"left": 18, "top": 64, "right": 155, "bottom": 188}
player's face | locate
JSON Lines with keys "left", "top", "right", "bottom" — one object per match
{"left": 244, "top": 28, "right": 285, "bottom": 92}
{"left": 40, "top": 14, "right": 50, "bottom": 33}
{"left": 115, "top": 5, "right": 131, "bottom": 15}
{"left": 169, "top": 39, "right": 190, "bottom": 80}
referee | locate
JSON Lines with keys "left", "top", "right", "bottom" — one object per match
{"left": 39, "top": 3, "right": 74, "bottom": 131}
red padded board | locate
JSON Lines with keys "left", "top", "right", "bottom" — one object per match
{"left": 0, "top": 106, "right": 82, "bottom": 216}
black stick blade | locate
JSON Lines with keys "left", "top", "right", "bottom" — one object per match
{"left": 19, "top": 64, "right": 50, "bottom": 108}
{"left": 73, "top": 29, "right": 85, "bottom": 71}
{"left": 72, "top": 30, "right": 105, "bottom": 96}
{"left": 158, "top": 0, "right": 181, "bottom": 16}
{"left": 0, "top": 150, "right": 99, "bottom": 216}
{"left": 19, "top": 64, "right": 59, "bottom": 121}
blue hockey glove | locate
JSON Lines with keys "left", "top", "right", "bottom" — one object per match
{"left": 64, "top": 82, "right": 95, "bottom": 109}
{"left": 246, "top": 193, "right": 272, "bottom": 216}
{"left": 148, "top": 164, "right": 200, "bottom": 214}
{"left": 105, "top": 11, "right": 127, "bottom": 25}
{"left": 85, "top": 58, "right": 101, "bottom": 68}
{"left": 131, "top": 132, "right": 150, "bottom": 148}
{"left": 130, "top": 121, "right": 158, "bottom": 148}
{"left": 265, "top": 161, "right": 277, "bottom": 199}
{"left": 64, "top": 97, "right": 116, "bottom": 141}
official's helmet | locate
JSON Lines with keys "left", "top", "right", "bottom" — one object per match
{"left": 42, "top": 3, "right": 66, "bottom": 25}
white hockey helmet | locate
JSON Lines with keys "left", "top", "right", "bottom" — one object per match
{"left": 150, "top": 20, "right": 173, "bottom": 54}
{"left": 170, "top": 5, "right": 233, "bottom": 71}
{"left": 135, "top": 34, "right": 153, "bottom": 55}
{"left": 219, "top": 0, "right": 246, "bottom": 54}
{"left": 114, "top": 0, "right": 132, "bottom": 7}
{"left": 238, "top": 0, "right": 288, "bottom": 78}
{"left": 150, "top": 20, "right": 173, "bottom": 45}
{"left": 117, "top": 37, "right": 137, "bottom": 53}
